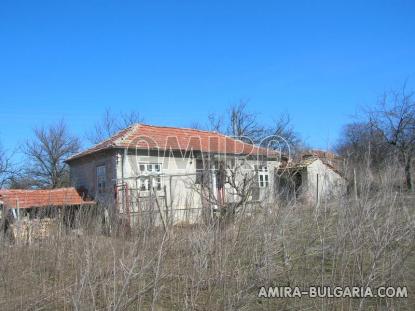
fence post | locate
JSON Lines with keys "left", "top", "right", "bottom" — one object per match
{"left": 163, "top": 185, "right": 169, "bottom": 225}
{"left": 153, "top": 187, "right": 167, "bottom": 234}
{"left": 353, "top": 168, "right": 358, "bottom": 202}
{"left": 316, "top": 173, "right": 319, "bottom": 204}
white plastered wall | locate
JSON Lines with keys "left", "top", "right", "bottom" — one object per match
{"left": 305, "top": 159, "right": 346, "bottom": 203}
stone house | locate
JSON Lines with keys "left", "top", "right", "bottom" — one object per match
{"left": 65, "top": 124, "right": 283, "bottom": 224}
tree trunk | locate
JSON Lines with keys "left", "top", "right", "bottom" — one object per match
{"left": 405, "top": 156, "right": 413, "bottom": 191}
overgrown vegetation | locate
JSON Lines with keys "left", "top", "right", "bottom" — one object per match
{"left": 0, "top": 87, "right": 414, "bottom": 310}
{"left": 1, "top": 159, "right": 414, "bottom": 310}
{"left": 337, "top": 85, "right": 415, "bottom": 191}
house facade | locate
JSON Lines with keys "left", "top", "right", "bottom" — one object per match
{"left": 66, "top": 124, "right": 283, "bottom": 224}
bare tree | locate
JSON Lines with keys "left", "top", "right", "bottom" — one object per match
{"left": 7, "top": 175, "right": 38, "bottom": 189}
{"left": 367, "top": 86, "right": 415, "bottom": 190}
{"left": 227, "top": 101, "right": 265, "bottom": 144}
{"left": 336, "top": 121, "right": 388, "bottom": 166}
{"left": 0, "top": 142, "right": 15, "bottom": 188}
{"left": 207, "top": 113, "right": 224, "bottom": 133}
{"left": 262, "top": 113, "right": 302, "bottom": 155}
{"left": 188, "top": 121, "right": 205, "bottom": 130}
{"left": 206, "top": 101, "right": 301, "bottom": 154}
{"left": 337, "top": 85, "right": 415, "bottom": 190}
{"left": 23, "top": 120, "right": 80, "bottom": 189}
{"left": 86, "top": 108, "right": 144, "bottom": 144}
{"left": 188, "top": 157, "right": 259, "bottom": 224}
{"left": 206, "top": 101, "right": 264, "bottom": 143}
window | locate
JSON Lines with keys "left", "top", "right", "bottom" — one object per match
{"left": 257, "top": 165, "right": 269, "bottom": 188}
{"left": 138, "top": 163, "right": 162, "bottom": 191}
{"left": 139, "top": 177, "right": 147, "bottom": 191}
{"left": 195, "top": 159, "right": 204, "bottom": 184}
{"left": 96, "top": 165, "right": 106, "bottom": 194}
{"left": 154, "top": 176, "right": 162, "bottom": 190}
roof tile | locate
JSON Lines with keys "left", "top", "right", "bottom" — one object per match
{"left": 67, "top": 124, "right": 280, "bottom": 161}
{"left": 0, "top": 187, "right": 95, "bottom": 209}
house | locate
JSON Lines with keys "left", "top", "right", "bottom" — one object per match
{"left": 65, "top": 124, "right": 284, "bottom": 224}
{"left": 276, "top": 152, "right": 346, "bottom": 203}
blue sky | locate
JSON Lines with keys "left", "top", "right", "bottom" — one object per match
{"left": 1, "top": 0, "right": 414, "bottom": 156}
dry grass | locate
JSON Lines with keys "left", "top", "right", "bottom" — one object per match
{"left": 1, "top": 166, "right": 414, "bottom": 310}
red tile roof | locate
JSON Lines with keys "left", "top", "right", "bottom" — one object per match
{"left": 0, "top": 187, "right": 95, "bottom": 209}
{"left": 67, "top": 124, "right": 281, "bottom": 162}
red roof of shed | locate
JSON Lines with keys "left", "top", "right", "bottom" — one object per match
{"left": 0, "top": 187, "right": 95, "bottom": 209}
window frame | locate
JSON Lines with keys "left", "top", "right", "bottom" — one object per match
{"left": 96, "top": 164, "right": 106, "bottom": 194}
{"left": 138, "top": 162, "right": 162, "bottom": 191}
{"left": 257, "top": 165, "right": 269, "bottom": 188}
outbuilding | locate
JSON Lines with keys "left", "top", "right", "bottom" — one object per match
{"left": 276, "top": 153, "right": 346, "bottom": 203}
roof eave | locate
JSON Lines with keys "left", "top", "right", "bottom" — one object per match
{"left": 65, "top": 145, "right": 121, "bottom": 163}
{"left": 66, "top": 146, "right": 281, "bottom": 163}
